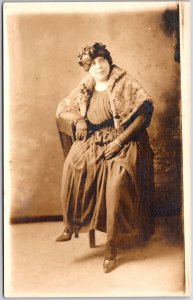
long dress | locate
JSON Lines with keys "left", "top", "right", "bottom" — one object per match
{"left": 61, "top": 89, "right": 155, "bottom": 246}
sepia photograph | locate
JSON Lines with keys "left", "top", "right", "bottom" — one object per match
{"left": 3, "top": 2, "right": 191, "bottom": 297}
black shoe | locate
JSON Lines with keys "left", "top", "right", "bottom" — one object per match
{"left": 56, "top": 228, "right": 73, "bottom": 242}
{"left": 103, "top": 242, "right": 117, "bottom": 273}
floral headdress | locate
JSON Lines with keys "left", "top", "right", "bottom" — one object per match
{"left": 77, "top": 42, "right": 113, "bottom": 71}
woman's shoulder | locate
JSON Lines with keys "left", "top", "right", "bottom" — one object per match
{"left": 79, "top": 74, "right": 95, "bottom": 91}
{"left": 111, "top": 65, "right": 140, "bottom": 86}
{"left": 114, "top": 68, "right": 147, "bottom": 94}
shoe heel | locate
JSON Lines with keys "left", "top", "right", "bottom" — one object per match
{"left": 74, "top": 232, "right": 79, "bottom": 238}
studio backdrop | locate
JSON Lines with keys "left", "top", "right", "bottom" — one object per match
{"left": 5, "top": 3, "right": 182, "bottom": 221}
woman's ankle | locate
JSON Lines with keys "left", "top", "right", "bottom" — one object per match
{"left": 105, "top": 241, "right": 117, "bottom": 260}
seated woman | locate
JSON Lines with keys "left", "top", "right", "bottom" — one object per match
{"left": 56, "top": 42, "right": 155, "bottom": 273}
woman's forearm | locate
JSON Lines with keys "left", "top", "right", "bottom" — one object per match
{"left": 116, "top": 115, "right": 146, "bottom": 146}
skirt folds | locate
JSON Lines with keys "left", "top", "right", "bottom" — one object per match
{"left": 61, "top": 127, "right": 155, "bottom": 245}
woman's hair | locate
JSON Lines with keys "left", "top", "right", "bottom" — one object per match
{"left": 78, "top": 42, "right": 113, "bottom": 71}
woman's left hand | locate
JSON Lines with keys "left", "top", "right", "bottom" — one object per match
{"left": 104, "top": 141, "right": 122, "bottom": 160}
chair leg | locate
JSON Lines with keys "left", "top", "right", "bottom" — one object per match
{"left": 89, "top": 229, "right": 96, "bottom": 248}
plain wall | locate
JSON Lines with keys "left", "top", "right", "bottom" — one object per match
{"left": 5, "top": 8, "right": 181, "bottom": 218}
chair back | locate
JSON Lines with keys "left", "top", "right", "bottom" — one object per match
{"left": 56, "top": 118, "right": 76, "bottom": 158}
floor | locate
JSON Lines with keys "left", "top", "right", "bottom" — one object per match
{"left": 4, "top": 220, "right": 185, "bottom": 297}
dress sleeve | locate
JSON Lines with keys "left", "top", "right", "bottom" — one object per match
{"left": 117, "top": 114, "right": 147, "bottom": 145}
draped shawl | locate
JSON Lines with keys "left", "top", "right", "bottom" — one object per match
{"left": 57, "top": 65, "right": 153, "bottom": 129}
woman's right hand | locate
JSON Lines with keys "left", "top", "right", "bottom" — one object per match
{"left": 76, "top": 129, "right": 87, "bottom": 141}
{"left": 75, "top": 119, "right": 88, "bottom": 140}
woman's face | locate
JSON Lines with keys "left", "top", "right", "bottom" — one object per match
{"left": 88, "top": 57, "right": 110, "bottom": 82}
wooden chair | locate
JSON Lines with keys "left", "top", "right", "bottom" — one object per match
{"left": 56, "top": 117, "right": 96, "bottom": 248}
